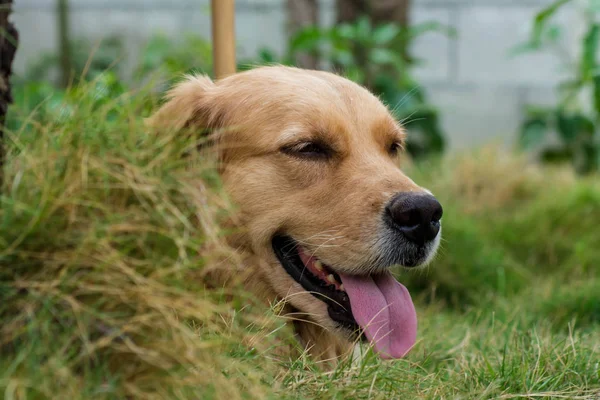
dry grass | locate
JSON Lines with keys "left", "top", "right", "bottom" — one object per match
{"left": 0, "top": 84, "right": 293, "bottom": 399}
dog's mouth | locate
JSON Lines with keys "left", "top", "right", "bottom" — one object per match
{"left": 271, "top": 235, "right": 358, "bottom": 332}
{"left": 272, "top": 235, "right": 417, "bottom": 359}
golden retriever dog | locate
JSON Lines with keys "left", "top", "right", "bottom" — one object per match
{"left": 147, "top": 66, "right": 443, "bottom": 364}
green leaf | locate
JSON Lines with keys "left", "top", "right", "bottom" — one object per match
{"left": 547, "top": 24, "right": 563, "bottom": 42}
{"left": 557, "top": 79, "right": 583, "bottom": 93}
{"left": 540, "top": 147, "right": 573, "bottom": 163}
{"left": 594, "top": 75, "right": 600, "bottom": 114}
{"left": 408, "top": 21, "right": 458, "bottom": 39}
{"left": 511, "top": 0, "right": 571, "bottom": 57}
{"left": 369, "top": 48, "right": 402, "bottom": 66}
{"left": 556, "top": 111, "right": 595, "bottom": 143}
{"left": 573, "top": 141, "right": 599, "bottom": 174}
{"left": 509, "top": 42, "right": 543, "bottom": 57}
{"left": 531, "top": 0, "right": 572, "bottom": 45}
{"left": 520, "top": 117, "right": 549, "bottom": 149}
{"left": 355, "top": 16, "right": 372, "bottom": 43}
{"left": 372, "top": 24, "right": 400, "bottom": 45}
{"left": 373, "top": 74, "right": 410, "bottom": 108}
{"left": 582, "top": 24, "right": 600, "bottom": 81}
{"left": 590, "top": 0, "right": 600, "bottom": 12}
{"left": 332, "top": 49, "right": 355, "bottom": 67}
{"left": 336, "top": 23, "right": 356, "bottom": 40}
{"left": 257, "top": 48, "right": 279, "bottom": 63}
{"left": 290, "top": 26, "right": 323, "bottom": 52}
{"left": 345, "top": 67, "right": 365, "bottom": 85}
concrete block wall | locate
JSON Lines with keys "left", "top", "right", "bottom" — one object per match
{"left": 11, "top": 0, "right": 582, "bottom": 150}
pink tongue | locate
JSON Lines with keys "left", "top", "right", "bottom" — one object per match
{"left": 339, "top": 271, "right": 417, "bottom": 359}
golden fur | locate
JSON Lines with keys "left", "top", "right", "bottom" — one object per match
{"left": 147, "top": 66, "right": 432, "bottom": 365}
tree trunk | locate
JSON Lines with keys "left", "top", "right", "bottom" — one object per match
{"left": 336, "top": 0, "right": 411, "bottom": 59}
{"left": 286, "top": 0, "right": 319, "bottom": 69}
{"left": 0, "top": 0, "right": 18, "bottom": 186}
{"left": 336, "top": 0, "right": 410, "bottom": 26}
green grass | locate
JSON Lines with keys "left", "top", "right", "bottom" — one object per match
{"left": 1, "top": 80, "right": 599, "bottom": 399}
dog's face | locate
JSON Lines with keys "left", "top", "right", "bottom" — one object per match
{"left": 148, "top": 66, "right": 442, "bottom": 360}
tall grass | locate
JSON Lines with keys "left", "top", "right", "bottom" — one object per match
{"left": 1, "top": 81, "right": 598, "bottom": 399}
{"left": 1, "top": 81, "right": 290, "bottom": 399}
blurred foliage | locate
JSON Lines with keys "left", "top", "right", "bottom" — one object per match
{"left": 23, "top": 36, "right": 125, "bottom": 84}
{"left": 16, "top": 15, "right": 454, "bottom": 161}
{"left": 515, "top": 0, "right": 600, "bottom": 174}
{"left": 7, "top": 72, "right": 128, "bottom": 137}
{"left": 21, "top": 33, "right": 213, "bottom": 87}
{"left": 9, "top": 35, "right": 129, "bottom": 135}
{"left": 7, "top": 33, "right": 213, "bottom": 135}
{"left": 134, "top": 33, "right": 213, "bottom": 82}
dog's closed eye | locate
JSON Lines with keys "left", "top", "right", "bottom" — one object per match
{"left": 388, "top": 142, "right": 403, "bottom": 157}
{"left": 281, "top": 141, "right": 333, "bottom": 160}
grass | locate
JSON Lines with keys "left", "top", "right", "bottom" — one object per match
{"left": 1, "top": 79, "right": 599, "bottom": 399}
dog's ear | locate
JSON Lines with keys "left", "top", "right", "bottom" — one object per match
{"left": 145, "top": 74, "right": 221, "bottom": 133}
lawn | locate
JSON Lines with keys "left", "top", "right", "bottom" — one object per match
{"left": 0, "top": 81, "right": 598, "bottom": 400}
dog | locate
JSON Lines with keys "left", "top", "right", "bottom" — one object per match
{"left": 147, "top": 66, "right": 442, "bottom": 364}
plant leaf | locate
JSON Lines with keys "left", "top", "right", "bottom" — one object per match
{"left": 520, "top": 117, "right": 549, "bottom": 149}
{"left": 540, "top": 147, "right": 573, "bottom": 163}
{"left": 510, "top": 0, "right": 571, "bottom": 57}
{"left": 332, "top": 49, "right": 354, "bottom": 67}
{"left": 556, "top": 111, "right": 595, "bottom": 143}
{"left": 409, "top": 21, "right": 458, "bottom": 39}
{"left": 336, "top": 23, "right": 356, "bottom": 40}
{"left": 531, "top": 0, "right": 572, "bottom": 45}
{"left": 581, "top": 24, "right": 600, "bottom": 80}
{"left": 547, "top": 24, "right": 563, "bottom": 42}
{"left": 369, "top": 48, "right": 402, "bottom": 66}
{"left": 355, "top": 16, "right": 372, "bottom": 43}
{"left": 258, "top": 48, "right": 279, "bottom": 63}
{"left": 509, "top": 42, "right": 543, "bottom": 56}
{"left": 290, "top": 26, "right": 323, "bottom": 52}
{"left": 593, "top": 75, "right": 600, "bottom": 115}
{"left": 590, "top": 0, "right": 600, "bottom": 12}
{"left": 372, "top": 24, "right": 400, "bottom": 45}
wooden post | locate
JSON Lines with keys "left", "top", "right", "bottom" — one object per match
{"left": 211, "top": 0, "right": 236, "bottom": 79}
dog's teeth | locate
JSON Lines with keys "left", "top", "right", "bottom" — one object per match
{"left": 339, "top": 284, "right": 345, "bottom": 291}
{"left": 314, "top": 260, "right": 323, "bottom": 271}
{"left": 327, "top": 274, "right": 336, "bottom": 284}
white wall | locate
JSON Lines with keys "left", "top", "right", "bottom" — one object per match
{"left": 11, "top": 0, "right": 582, "bottom": 150}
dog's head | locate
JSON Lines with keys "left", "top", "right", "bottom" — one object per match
{"left": 148, "top": 66, "right": 442, "bottom": 360}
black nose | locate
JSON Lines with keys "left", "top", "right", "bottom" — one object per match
{"left": 385, "top": 192, "right": 443, "bottom": 244}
